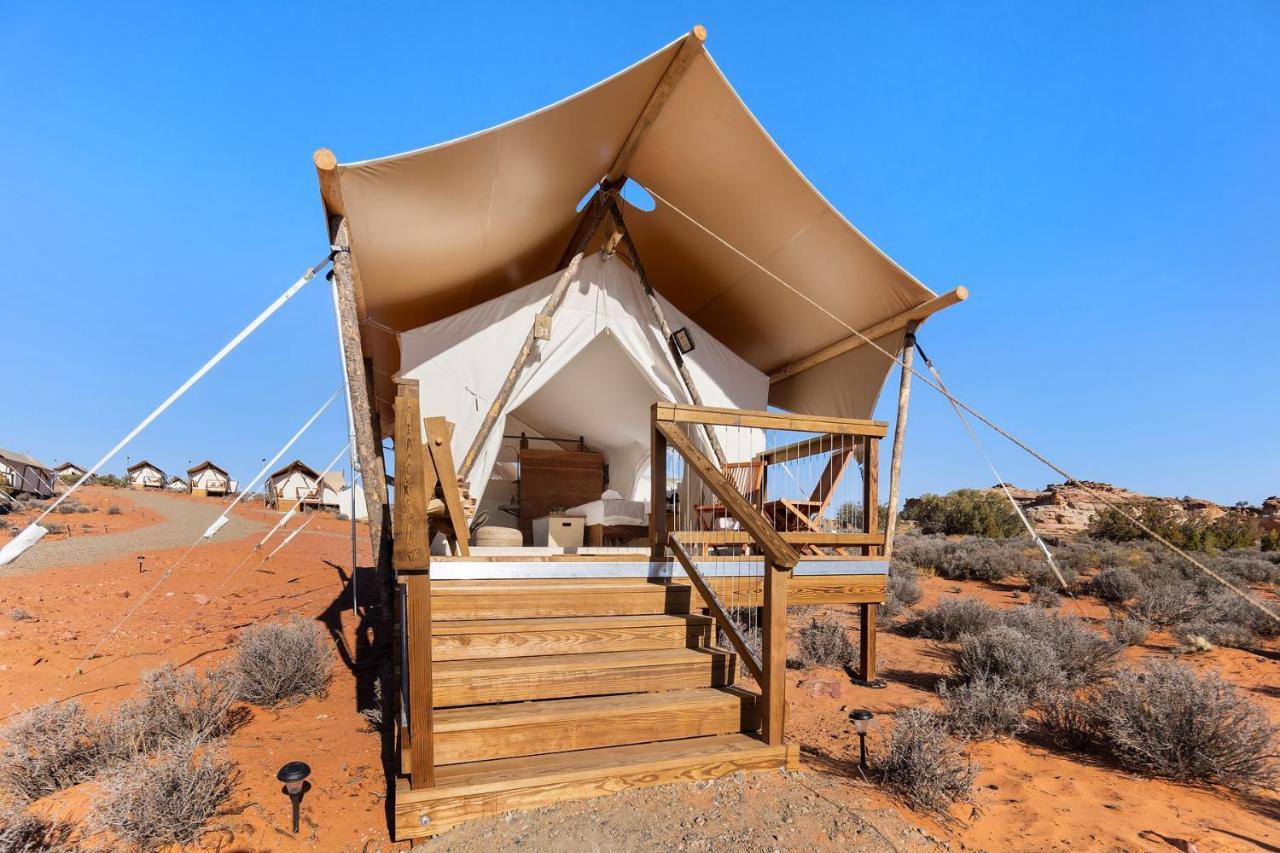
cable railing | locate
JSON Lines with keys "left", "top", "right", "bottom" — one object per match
{"left": 650, "top": 403, "right": 886, "bottom": 745}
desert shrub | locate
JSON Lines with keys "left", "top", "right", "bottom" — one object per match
{"left": 795, "top": 618, "right": 855, "bottom": 668}
{"left": 230, "top": 616, "right": 333, "bottom": 706}
{"left": 0, "top": 701, "right": 101, "bottom": 801}
{"left": 718, "top": 606, "right": 762, "bottom": 657}
{"left": 938, "top": 674, "right": 1030, "bottom": 740}
{"left": 1089, "top": 660, "right": 1279, "bottom": 788}
{"left": 1089, "top": 502, "right": 1259, "bottom": 552}
{"left": 1023, "top": 559, "right": 1079, "bottom": 593}
{"left": 0, "top": 807, "right": 80, "bottom": 852}
{"left": 360, "top": 678, "right": 385, "bottom": 733}
{"left": 1212, "top": 554, "right": 1279, "bottom": 585}
{"left": 106, "top": 505, "right": 122, "bottom": 516}
{"left": 950, "top": 625, "right": 1063, "bottom": 697}
{"left": 43, "top": 522, "right": 66, "bottom": 535}
{"left": 92, "top": 741, "right": 237, "bottom": 850}
{"left": 1089, "top": 566, "right": 1142, "bottom": 603}
{"left": 76, "top": 505, "right": 92, "bottom": 515}
{"left": 877, "top": 709, "right": 978, "bottom": 815}
{"left": 912, "top": 597, "right": 1000, "bottom": 641}
{"left": 901, "top": 490, "right": 1022, "bottom": 538}
{"left": 1105, "top": 615, "right": 1149, "bottom": 647}
{"left": 1051, "top": 538, "right": 1133, "bottom": 575}
{"left": 999, "top": 607, "right": 1122, "bottom": 687}
{"left": 56, "top": 504, "right": 77, "bottom": 515}
{"left": 99, "top": 665, "right": 237, "bottom": 764}
{"left": 935, "top": 538, "right": 1023, "bottom": 582}
{"left": 1130, "top": 576, "right": 1200, "bottom": 626}
{"left": 1262, "top": 529, "right": 1280, "bottom": 552}
{"left": 1034, "top": 688, "right": 1098, "bottom": 750}
{"left": 1029, "top": 585, "right": 1061, "bottom": 608}
{"left": 7, "top": 608, "right": 33, "bottom": 622}
{"left": 881, "top": 564, "right": 923, "bottom": 620}
{"left": 891, "top": 534, "right": 949, "bottom": 573}
{"left": 1173, "top": 620, "right": 1250, "bottom": 651}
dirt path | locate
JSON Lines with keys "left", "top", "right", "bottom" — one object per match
{"left": 0, "top": 489, "right": 266, "bottom": 575}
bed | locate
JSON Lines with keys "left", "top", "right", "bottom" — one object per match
{"left": 566, "top": 493, "right": 650, "bottom": 546}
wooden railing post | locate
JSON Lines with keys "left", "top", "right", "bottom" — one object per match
{"left": 650, "top": 405, "right": 667, "bottom": 561}
{"left": 393, "top": 379, "right": 434, "bottom": 789}
{"left": 862, "top": 436, "right": 879, "bottom": 557}
{"left": 761, "top": 560, "right": 789, "bottom": 745}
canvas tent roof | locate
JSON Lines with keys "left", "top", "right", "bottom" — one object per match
{"left": 127, "top": 460, "right": 164, "bottom": 475}
{"left": 0, "top": 449, "right": 51, "bottom": 471}
{"left": 187, "top": 460, "right": 229, "bottom": 477}
{"left": 269, "top": 460, "right": 318, "bottom": 482}
{"left": 315, "top": 27, "right": 953, "bottom": 430}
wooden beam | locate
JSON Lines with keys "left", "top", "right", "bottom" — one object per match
{"left": 654, "top": 403, "right": 887, "bottom": 438}
{"left": 667, "top": 530, "right": 884, "bottom": 546}
{"left": 760, "top": 561, "right": 788, "bottom": 745}
{"left": 605, "top": 25, "right": 707, "bottom": 184}
{"left": 424, "top": 417, "right": 470, "bottom": 557}
{"left": 650, "top": 417, "right": 667, "bottom": 561}
{"left": 313, "top": 147, "right": 343, "bottom": 215}
{"left": 756, "top": 433, "right": 858, "bottom": 466}
{"left": 862, "top": 436, "right": 879, "bottom": 557}
{"left": 858, "top": 603, "right": 878, "bottom": 684}
{"left": 768, "top": 286, "right": 968, "bottom": 384}
{"left": 882, "top": 323, "right": 916, "bottom": 560}
{"left": 611, "top": 201, "right": 727, "bottom": 467}
{"left": 555, "top": 182, "right": 617, "bottom": 272}
{"left": 458, "top": 251, "right": 587, "bottom": 479}
{"left": 330, "top": 217, "right": 392, "bottom": 601}
{"left": 394, "top": 380, "right": 434, "bottom": 789}
{"left": 669, "top": 536, "right": 764, "bottom": 684}
{"left": 655, "top": 419, "right": 798, "bottom": 569}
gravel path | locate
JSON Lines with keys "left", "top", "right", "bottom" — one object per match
{"left": 1, "top": 490, "right": 266, "bottom": 575}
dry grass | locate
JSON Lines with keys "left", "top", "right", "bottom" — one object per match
{"left": 1090, "top": 660, "right": 1279, "bottom": 789}
{"left": 877, "top": 708, "right": 979, "bottom": 816}
{"left": 99, "top": 664, "right": 238, "bottom": 765}
{"left": 92, "top": 740, "right": 238, "bottom": 851}
{"left": 0, "top": 807, "right": 80, "bottom": 852}
{"left": 230, "top": 616, "right": 333, "bottom": 707}
{"left": 0, "top": 701, "right": 101, "bottom": 802}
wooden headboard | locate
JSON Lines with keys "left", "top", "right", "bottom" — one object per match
{"left": 517, "top": 449, "right": 605, "bottom": 543}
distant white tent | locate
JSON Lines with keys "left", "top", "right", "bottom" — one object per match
{"left": 399, "top": 252, "right": 766, "bottom": 518}
{"left": 337, "top": 485, "right": 367, "bottom": 521}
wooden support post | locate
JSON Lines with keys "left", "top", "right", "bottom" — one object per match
{"left": 329, "top": 215, "right": 393, "bottom": 604}
{"left": 882, "top": 323, "right": 916, "bottom": 560}
{"left": 650, "top": 410, "right": 667, "bottom": 561}
{"left": 862, "top": 436, "right": 880, "bottom": 557}
{"left": 611, "top": 201, "right": 728, "bottom": 468}
{"left": 394, "top": 380, "right": 434, "bottom": 789}
{"left": 760, "top": 561, "right": 789, "bottom": 745}
{"left": 858, "top": 603, "right": 878, "bottom": 684}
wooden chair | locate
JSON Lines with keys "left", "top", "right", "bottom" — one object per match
{"left": 763, "top": 447, "right": 856, "bottom": 554}
{"left": 693, "top": 460, "right": 764, "bottom": 533}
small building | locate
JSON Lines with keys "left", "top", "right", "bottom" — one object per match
{"left": 0, "top": 448, "right": 56, "bottom": 499}
{"left": 126, "top": 460, "right": 167, "bottom": 490}
{"left": 166, "top": 476, "right": 190, "bottom": 492}
{"left": 266, "top": 460, "right": 341, "bottom": 512}
{"left": 187, "top": 460, "right": 232, "bottom": 497}
{"left": 55, "top": 461, "right": 87, "bottom": 481}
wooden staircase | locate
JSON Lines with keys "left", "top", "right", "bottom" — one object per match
{"left": 394, "top": 579, "right": 797, "bottom": 839}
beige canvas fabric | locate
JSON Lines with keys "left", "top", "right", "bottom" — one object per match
{"left": 321, "top": 32, "right": 939, "bottom": 426}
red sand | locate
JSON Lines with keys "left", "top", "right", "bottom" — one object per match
{"left": 1, "top": 486, "right": 161, "bottom": 544}
{"left": 1, "top": 511, "right": 1277, "bottom": 851}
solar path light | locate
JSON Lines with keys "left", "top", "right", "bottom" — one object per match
{"left": 849, "top": 709, "right": 874, "bottom": 769}
{"left": 277, "top": 761, "right": 311, "bottom": 833}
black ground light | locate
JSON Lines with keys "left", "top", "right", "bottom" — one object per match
{"left": 277, "top": 761, "right": 311, "bottom": 833}
{"left": 849, "top": 709, "right": 874, "bottom": 769}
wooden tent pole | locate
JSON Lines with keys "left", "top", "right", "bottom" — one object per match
{"left": 609, "top": 200, "right": 728, "bottom": 468}
{"left": 881, "top": 322, "right": 917, "bottom": 560}
{"left": 330, "top": 216, "right": 394, "bottom": 602}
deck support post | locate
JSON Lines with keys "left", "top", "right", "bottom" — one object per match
{"left": 761, "top": 561, "right": 789, "bottom": 745}
{"left": 858, "top": 603, "right": 878, "bottom": 684}
{"left": 330, "top": 216, "right": 394, "bottom": 605}
{"left": 882, "top": 323, "right": 916, "bottom": 560}
{"left": 394, "top": 379, "right": 435, "bottom": 789}
{"left": 649, "top": 409, "right": 667, "bottom": 561}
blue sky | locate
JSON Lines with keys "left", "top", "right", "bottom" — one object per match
{"left": 2, "top": 3, "right": 1276, "bottom": 505}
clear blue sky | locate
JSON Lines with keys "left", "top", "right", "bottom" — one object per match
{"left": 2, "top": 3, "right": 1276, "bottom": 505}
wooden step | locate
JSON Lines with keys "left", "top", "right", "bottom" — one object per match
{"left": 432, "top": 688, "right": 755, "bottom": 765}
{"left": 432, "top": 614, "right": 713, "bottom": 661}
{"left": 433, "top": 647, "right": 736, "bottom": 707}
{"left": 394, "top": 733, "right": 798, "bottom": 839}
{"left": 431, "top": 580, "right": 697, "bottom": 620}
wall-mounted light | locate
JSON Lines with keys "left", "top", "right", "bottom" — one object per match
{"left": 670, "top": 327, "right": 695, "bottom": 356}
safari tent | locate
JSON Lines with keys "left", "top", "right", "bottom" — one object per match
{"left": 313, "top": 26, "right": 964, "bottom": 840}
{"left": 0, "top": 449, "right": 57, "bottom": 499}
{"left": 266, "top": 460, "right": 341, "bottom": 512}
{"left": 187, "top": 460, "right": 232, "bottom": 497}
{"left": 55, "top": 461, "right": 87, "bottom": 481}
{"left": 126, "top": 460, "right": 166, "bottom": 490}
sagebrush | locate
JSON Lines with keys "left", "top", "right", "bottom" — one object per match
{"left": 795, "top": 618, "right": 855, "bottom": 668}
{"left": 0, "top": 807, "right": 80, "bottom": 853}
{"left": 0, "top": 701, "right": 101, "bottom": 802}
{"left": 99, "top": 664, "right": 237, "bottom": 765}
{"left": 938, "top": 674, "right": 1030, "bottom": 740}
{"left": 231, "top": 616, "right": 333, "bottom": 706}
{"left": 911, "top": 597, "right": 1000, "bottom": 641}
{"left": 877, "top": 709, "right": 978, "bottom": 815}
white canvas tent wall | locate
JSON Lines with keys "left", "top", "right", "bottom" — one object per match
{"left": 399, "top": 253, "right": 766, "bottom": 510}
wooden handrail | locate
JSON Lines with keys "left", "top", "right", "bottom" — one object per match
{"left": 654, "top": 420, "right": 799, "bottom": 569}
{"left": 670, "top": 530, "right": 885, "bottom": 547}
{"left": 654, "top": 402, "right": 886, "bottom": 437}
{"left": 669, "top": 535, "right": 763, "bottom": 684}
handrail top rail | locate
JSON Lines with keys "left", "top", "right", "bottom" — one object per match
{"left": 652, "top": 403, "right": 887, "bottom": 437}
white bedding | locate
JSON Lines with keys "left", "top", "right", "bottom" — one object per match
{"left": 566, "top": 497, "right": 649, "bottom": 527}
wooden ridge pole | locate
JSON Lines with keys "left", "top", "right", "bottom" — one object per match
{"left": 882, "top": 322, "right": 917, "bottom": 560}
{"left": 769, "top": 287, "right": 968, "bottom": 384}
{"left": 610, "top": 201, "right": 728, "bottom": 468}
